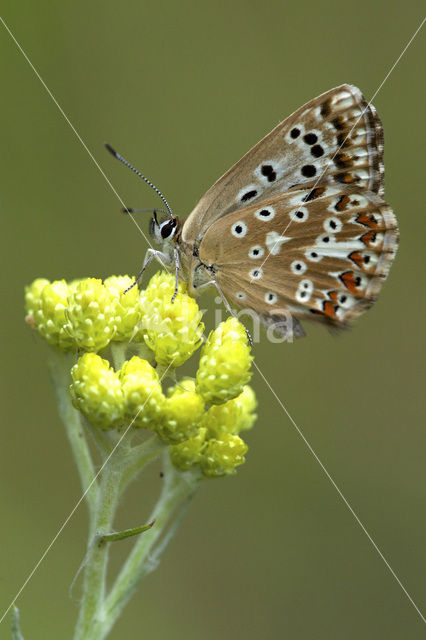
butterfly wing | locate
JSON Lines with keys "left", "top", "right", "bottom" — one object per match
{"left": 198, "top": 185, "right": 398, "bottom": 333}
{"left": 182, "top": 84, "right": 384, "bottom": 250}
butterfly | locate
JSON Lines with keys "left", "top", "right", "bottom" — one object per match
{"left": 107, "top": 84, "right": 399, "bottom": 340}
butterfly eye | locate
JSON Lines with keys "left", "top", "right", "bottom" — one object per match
{"left": 160, "top": 220, "right": 177, "bottom": 239}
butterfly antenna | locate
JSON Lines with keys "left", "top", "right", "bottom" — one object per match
{"left": 105, "top": 143, "right": 173, "bottom": 218}
{"left": 121, "top": 207, "right": 168, "bottom": 215}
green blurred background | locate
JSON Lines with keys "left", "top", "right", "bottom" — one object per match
{"left": 1, "top": 1, "right": 425, "bottom": 638}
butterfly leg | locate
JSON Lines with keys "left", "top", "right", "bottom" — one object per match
{"left": 170, "top": 247, "right": 180, "bottom": 303}
{"left": 196, "top": 279, "right": 253, "bottom": 346}
{"left": 124, "top": 248, "right": 171, "bottom": 294}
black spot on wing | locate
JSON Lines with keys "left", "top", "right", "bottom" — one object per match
{"left": 241, "top": 190, "right": 258, "bottom": 202}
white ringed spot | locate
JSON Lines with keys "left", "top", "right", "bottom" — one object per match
{"left": 249, "top": 267, "right": 263, "bottom": 280}
{"left": 323, "top": 217, "right": 342, "bottom": 233}
{"left": 285, "top": 124, "right": 305, "bottom": 143}
{"left": 289, "top": 207, "right": 309, "bottom": 223}
{"left": 231, "top": 221, "right": 248, "bottom": 238}
{"left": 305, "top": 248, "right": 322, "bottom": 262}
{"left": 315, "top": 233, "right": 336, "bottom": 246}
{"left": 265, "top": 292, "right": 278, "bottom": 305}
{"left": 237, "top": 184, "right": 262, "bottom": 204}
{"left": 296, "top": 279, "right": 313, "bottom": 303}
{"left": 254, "top": 206, "right": 275, "bottom": 221}
{"left": 255, "top": 161, "right": 281, "bottom": 185}
{"left": 290, "top": 260, "right": 307, "bottom": 274}
{"left": 248, "top": 245, "right": 264, "bottom": 259}
{"left": 236, "top": 291, "right": 246, "bottom": 301}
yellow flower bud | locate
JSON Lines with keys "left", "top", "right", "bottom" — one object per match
{"left": 65, "top": 278, "right": 117, "bottom": 352}
{"left": 196, "top": 317, "right": 253, "bottom": 405}
{"left": 70, "top": 353, "right": 124, "bottom": 429}
{"left": 140, "top": 272, "right": 204, "bottom": 367}
{"left": 233, "top": 385, "right": 257, "bottom": 432}
{"left": 200, "top": 385, "right": 257, "bottom": 439}
{"left": 201, "top": 433, "right": 248, "bottom": 478}
{"left": 157, "top": 378, "right": 205, "bottom": 444}
{"left": 31, "top": 280, "right": 75, "bottom": 351}
{"left": 169, "top": 427, "right": 207, "bottom": 471}
{"left": 104, "top": 275, "right": 143, "bottom": 342}
{"left": 25, "top": 278, "right": 50, "bottom": 324}
{"left": 120, "top": 356, "right": 165, "bottom": 428}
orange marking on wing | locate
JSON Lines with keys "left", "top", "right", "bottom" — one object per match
{"left": 361, "top": 231, "right": 377, "bottom": 246}
{"left": 335, "top": 153, "right": 352, "bottom": 168}
{"left": 328, "top": 291, "right": 339, "bottom": 303}
{"left": 323, "top": 300, "right": 337, "bottom": 318}
{"left": 342, "top": 174, "right": 355, "bottom": 183}
{"left": 339, "top": 271, "right": 359, "bottom": 293}
{"left": 335, "top": 195, "right": 351, "bottom": 212}
{"left": 349, "top": 251, "right": 364, "bottom": 268}
{"left": 356, "top": 213, "right": 379, "bottom": 228}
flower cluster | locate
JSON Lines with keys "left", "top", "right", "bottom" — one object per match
{"left": 25, "top": 272, "right": 257, "bottom": 477}
{"left": 25, "top": 275, "right": 143, "bottom": 352}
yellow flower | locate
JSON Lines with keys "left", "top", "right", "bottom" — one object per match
{"left": 70, "top": 353, "right": 124, "bottom": 429}
{"left": 25, "top": 272, "right": 257, "bottom": 481}
{"left": 200, "top": 385, "right": 256, "bottom": 438}
{"left": 140, "top": 272, "right": 204, "bottom": 367}
{"left": 157, "top": 378, "right": 205, "bottom": 444}
{"left": 201, "top": 433, "right": 248, "bottom": 478}
{"left": 24, "top": 278, "right": 50, "bottom": 325}
{"left": 169, "top": 428, "right": 207, "bottom": 471}
{"left": 104, "top": 275, "right": 143, "bottom": 342}
{"left": 65, "top": 278, "right": 117, "bottom": 352}
{"left": 196, "top": 317, "right": 253, "bottom": 404}
{"left": 120, "top": 356, "right": 165, "bottom": 428}
{"left": 29, "top": 280, "right": 75, "bottom": 351}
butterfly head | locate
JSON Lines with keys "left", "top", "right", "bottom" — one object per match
{"left": 149, "top": 213, "right": 181, "bottom": 247}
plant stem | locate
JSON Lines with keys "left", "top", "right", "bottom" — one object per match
{"left": 73, "top": 436, "right": 167, "bottom": 640}
{"left": 90, "top": 454, "right": 201, "bottom": 640}
{"left": 47, "top": 348, "right": 99, "bottom": 513}
{"left": 72, "top": 447, "right": 125, "bottom": 640}
{"left": 109, "top": 343, "right": 127, "bottom": 370}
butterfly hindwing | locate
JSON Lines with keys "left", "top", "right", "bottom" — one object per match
{"left": 183, "top": 85, "right": 384, "bottom": 249}
{"left": 198, "top": 185, "right": 398, "bottom": 330}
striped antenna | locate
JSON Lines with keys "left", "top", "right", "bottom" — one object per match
{"left": 105, "top": 143, "right": 173, "bottom": 218}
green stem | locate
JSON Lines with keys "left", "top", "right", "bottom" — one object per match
{"left": 11, "top": 606, "right": 24, "bottom": 640}
{"left": 118, "top": 435, "right": 165, "bottom": 493}
{"left": 91, "top": 454, "right": 201, "bottom": 640}
{"left": 109, "top": 342, "right": 127, "bottom": 370}
{"left": 47, "top": 348, "right": 99, "bottom": 513}
{"left": 73, "top": 436, "right": 165, "bottom": 640}
{"left": 73, "top": 450, "right": 124, "bottom": 640}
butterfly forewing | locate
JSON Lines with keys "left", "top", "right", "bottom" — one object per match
{"left": 198, "top": 185, "right": 398, "bottom": 328}
{"left": 183, "top": 84, "right": 384, "bottom": 250}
